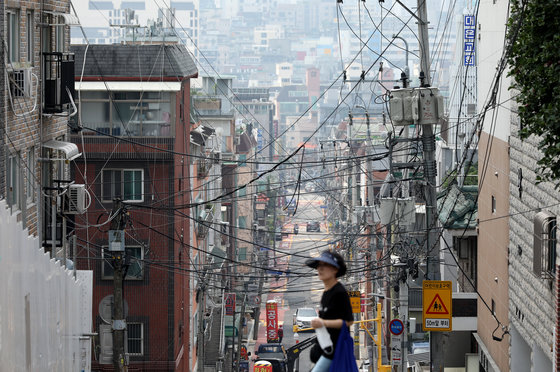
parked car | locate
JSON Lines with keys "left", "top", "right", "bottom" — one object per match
{"left": 292, "top": 307, "right": 318, "bottom": 333}
{"left": 306, "top": 221, "right": 320, "bottom": 232}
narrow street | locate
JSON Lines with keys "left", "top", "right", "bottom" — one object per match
{"left": 253, "top": 193, "right": 328, "bottom": 371}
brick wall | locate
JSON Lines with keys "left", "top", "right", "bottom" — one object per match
{"left": 1, "top": 2, "right": 5, "bottom": 200}
{"left": 509, "top": 112, "right": 557, "bottom": 364}
{"left": 3, "top": 0, "right": 71, "bottom": 235}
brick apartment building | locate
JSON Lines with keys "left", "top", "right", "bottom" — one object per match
{"left": 2, "top": 0, "right": 80, "bottom": 249}
{"left": 70, "top": 43, "right": 200, "bottom": 371}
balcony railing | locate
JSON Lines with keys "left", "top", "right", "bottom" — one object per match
{"left": 197, "top": 205, "right": 214, "bottom": 240}
{"left": 192, "top": 95, "right": 233, "bottom": 116}
{"left": 197, "top": 157, "right": 214, "bottom": 178}
{"left": 43, "top": 52, "right": 75, "bottom": 114}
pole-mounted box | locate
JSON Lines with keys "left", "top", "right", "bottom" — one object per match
{"left": 108, "top": 230, "right": 125, "bottom": 252}
{"left": 389, "top": 87, "right": 444, "bottom": 126}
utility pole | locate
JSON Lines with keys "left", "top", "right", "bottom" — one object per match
{"left": 110, "top": 199, "right": 127, "bottom": 372}
{"left": 415, "top": 0, "right": 444, "bottom": 370}
{"left": 198, "top": 273, "right": 206, "bottom": 372}
{"left": 235, "top": 294, "right": 246, "bottom": 372}
{"left": 365, "top": 112, "right": 377, "bottom": 368}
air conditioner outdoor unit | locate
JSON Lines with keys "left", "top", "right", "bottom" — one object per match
{"left": 65, "top": 184, "right": 87, "bottom": 214}
{"left": 8, "top": 68, "right": 32, "bottom": 98}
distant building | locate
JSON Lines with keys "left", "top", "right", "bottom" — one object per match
{"left": 71, "top": 0, "right": 199, "bottom": 56}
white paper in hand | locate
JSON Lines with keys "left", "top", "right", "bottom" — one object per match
{"left": 315, "top": 326, "right": 334, "bottom": 355}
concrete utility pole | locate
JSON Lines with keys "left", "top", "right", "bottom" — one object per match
{"left": 198, "top": 274, "right": 206, "bottom": 372}
{"left": 235, "top": 294, "right": 246, "bottom": 372}
{"left": 415, "top": 0, "right": 444, "bottom": 370}
{"left": 110, "top": 199, "right": 127, "bottom": 372}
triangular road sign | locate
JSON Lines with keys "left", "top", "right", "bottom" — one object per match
{"left": 426, "top": 293, "right": 450, "bottom": 315}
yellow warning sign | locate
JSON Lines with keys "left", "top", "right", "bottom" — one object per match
{"left": 422, "top": 280, "right": 452, "bottom": 331}
{"left": 348, "top": 290, "right": 361, "bottom": 313}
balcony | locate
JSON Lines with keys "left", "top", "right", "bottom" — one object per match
{"left": 192, "top": 95, "right": 233, "bottom": 117}
{"left": 197, "top": 157, "right": 214, "bottom": 178}
{"left": 76, "top": 91, "right": 174, "bottom": 137}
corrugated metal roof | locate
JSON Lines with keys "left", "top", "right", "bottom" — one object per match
{"left": 71, "top": 44, "right": 198, "bottom": 79}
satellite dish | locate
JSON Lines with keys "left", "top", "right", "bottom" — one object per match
{"left": 99, "top": 295, "right": 129, "bottom": 324}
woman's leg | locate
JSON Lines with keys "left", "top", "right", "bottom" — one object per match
{"left": 310, "top": 355, "right": 332, "bottom": 372}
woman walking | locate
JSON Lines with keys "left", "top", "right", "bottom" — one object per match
{"left": 305, "top": 250, "right": 353, "bottom": 372}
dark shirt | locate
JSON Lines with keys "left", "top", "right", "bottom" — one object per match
{"left": 318, "top": 281, "right": 353, "bottom": 359}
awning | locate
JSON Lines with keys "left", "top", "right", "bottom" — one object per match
{"left": 44, "top": 12, "right": 81, "bottom": 26}
{"left": 201, "top": 126, "right": 215, "bottom": 137}
{"left": 58, "top": 13, "right": 80, "bottom": 26}
{"left": 190, "top": 131, "right": 205, "bottom": 146}
{"left": 76, "top": 81, "right": 182, "bottom": 92}
{"left": 43, "top": 140, "right": 81, "bottom": 161}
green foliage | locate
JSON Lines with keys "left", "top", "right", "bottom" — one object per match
{"left": 507, "top": 0, "right": 560, "bottom": 184}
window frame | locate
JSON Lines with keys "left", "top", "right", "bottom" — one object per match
{"left": 80, "top": 91, "right": 173, "bottom": 137}
{"left": 26, "top": 11, "right": 34, "bottom": 64}
{"left": 101, "top": 168, "right": 144, "bottom": 203}
{"left": 55, "top": 15, "right": 65, "bottom": 53}
{"left": 26, "top": 147, "right": 35, "bottom": 203}
{"left": 7, "top": 10, "right": 20, "bottom": 63}
{"left": 238, "top": 246, "right": 247, "bottom": 261}
{"left": 7, "top": 153, "right": 20, "bottom": 210}
{"left": 533, "top": 211, "right": 557, "bottom": 279}
{"left": 102, "top": 245, "right": 144, "bottom": 280}
{"left": 126, "top": 322, "right": 144, "bottom": 356}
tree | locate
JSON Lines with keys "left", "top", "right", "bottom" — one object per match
{"left": 507, "top": 0, "right": 560, "bottom": 184}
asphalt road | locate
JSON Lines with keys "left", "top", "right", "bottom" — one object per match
{"left": 279, "top": 193, "right": 329, "bottom": 371}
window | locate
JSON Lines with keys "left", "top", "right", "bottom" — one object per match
{"left": 80, "top": 91, "right": 173, "bottom": 136}
{"left": 55, "top": 17, "right": 65, "bottom": 52}
{"left": 26, "top": 11, "right": 34, "bottom": 64}
{"left": 7, "top": 154, "right": 20, "bottom": 209}
{"left": 26, "top": 147, "right": 35, "bottom": 203}
{"left": 238, "top": 216, "right": 247, "bottom": 229}
{"left": 41, "top": 14, "right": 52, "bottom": 53}
{"left": 102, "top": 169, "right": 144, "bottom": 202}
{"left": 533, "top": 211, "right": 556, "bottom": 278}
{"left": 238, "top": 186, "right": 246, "bottom": 197}
{"left": 238, "top": 154, "right": 247, "bottom": 166}
{"left": 127, "top": 323, "right": 144, "bottom": 355}
{"left": 7, "top": 10, "right": 20, "bottom": 63}
{"left": 238, "top": 247, "right": 247, "bottom": 261}
{"left": 102, "top": 246, "right": 144, "bottom": 280}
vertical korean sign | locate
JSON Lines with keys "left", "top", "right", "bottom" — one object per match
{"left": 463, "top": 15, "right": 476, "bottom": 66}
{"left": 266, "top": 300, "right": 278, "bottom": 343}
{"left": 225, "top": 293, "right": 236, "bottom": 316}
{"left": 224, "top": 293, "right": 236, "bottom": 337}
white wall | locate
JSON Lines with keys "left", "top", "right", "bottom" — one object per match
{"left": 0, "top": 201, "right": 92, "bottom": 371}
{"left": 477, "top": 0, "right": 512, "bottom": 141}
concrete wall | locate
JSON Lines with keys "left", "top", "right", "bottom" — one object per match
{"left": 0, "top": 199, "right": 92, "bottom": 371}
{"left": 476, "top": 0, "right": 514, "bottom": 369}
{"left": 477, "top": 132, "right": 510, "bottom": 372}
{"left": 508, "top": 113, "right": 556, "bottom": 370}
